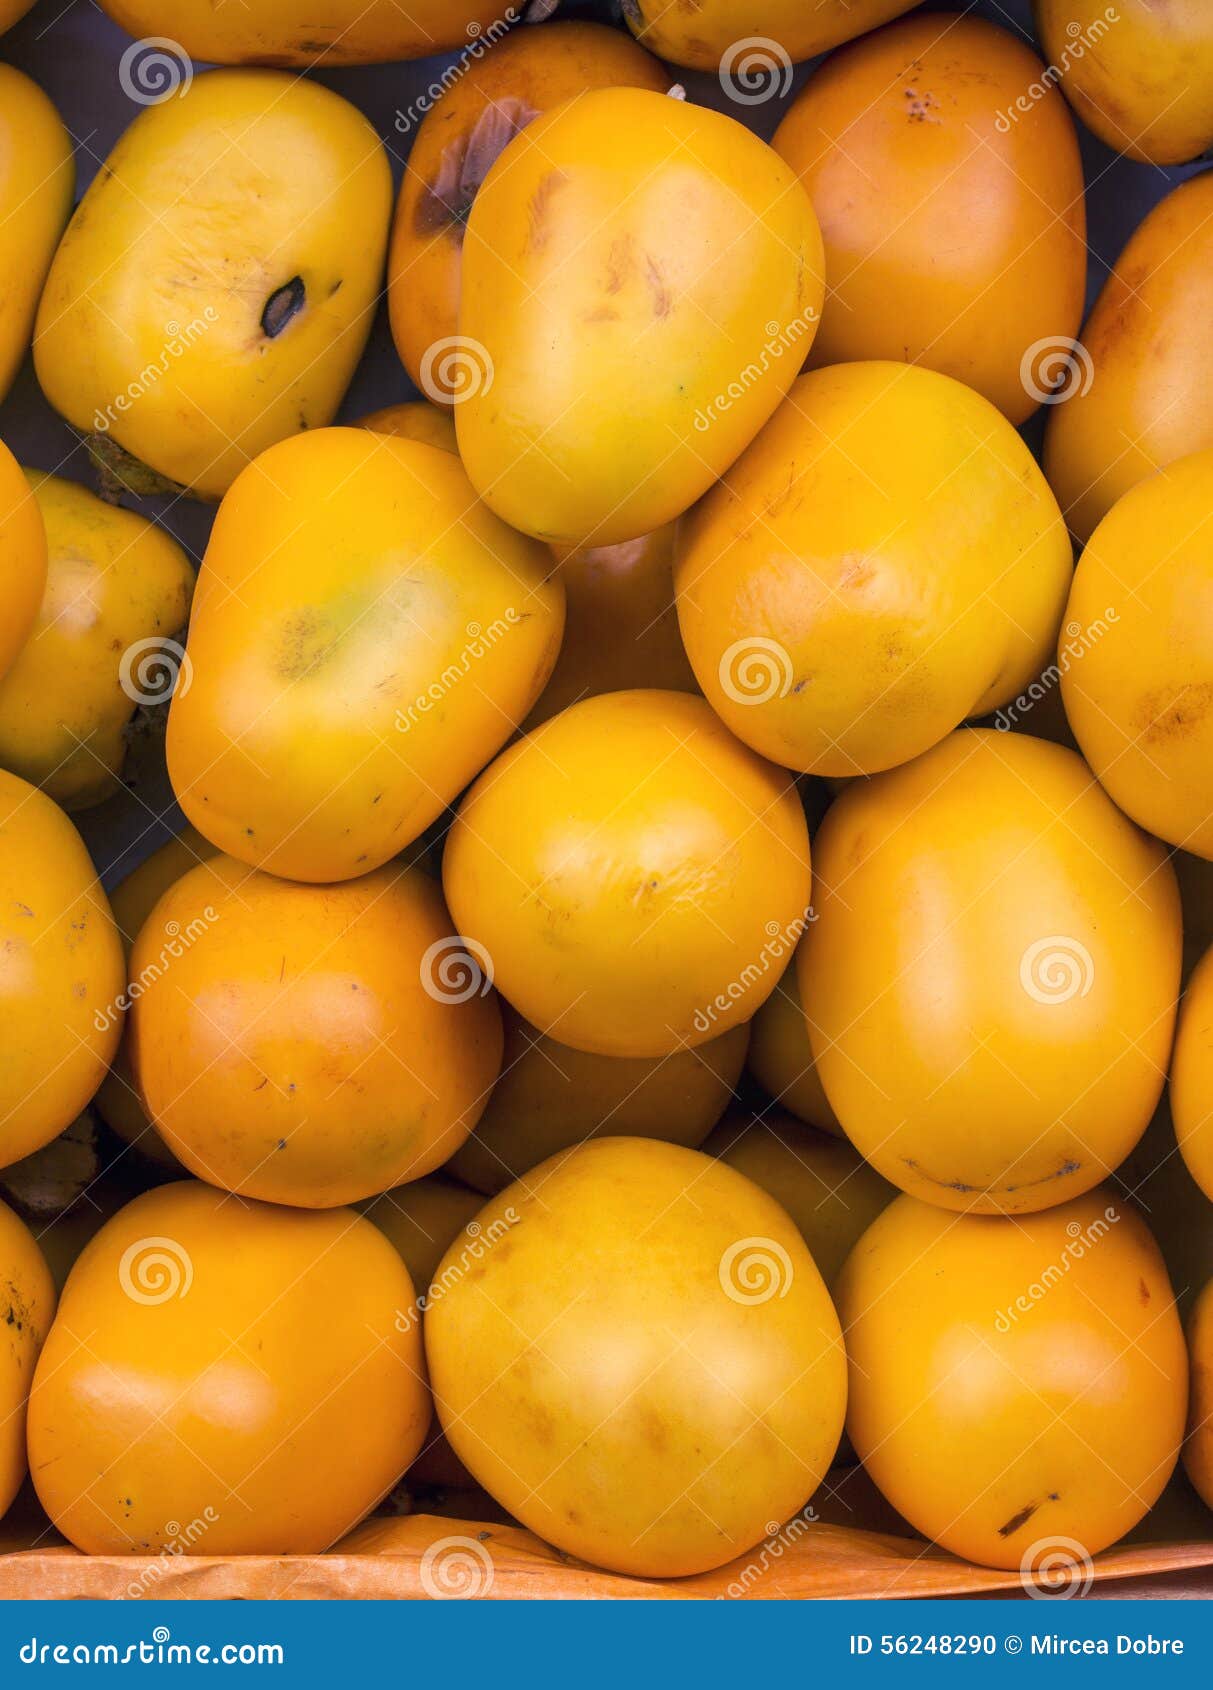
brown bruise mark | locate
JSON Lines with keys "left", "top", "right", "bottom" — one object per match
{"left": 414, "top": 99, "right": 539, "bottom": 242}
{"left": 526, "top": 170, "right": 568, "bottom": 255}
{"left": 997, "top": 1500, "right": 1040, "bottom": 1538}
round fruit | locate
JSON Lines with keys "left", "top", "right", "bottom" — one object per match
{"left": 1062, "top": 450, "right": 1213, "bottom": 859}
{"left": 426, "top": 1137, "right": 846, "bottom": 1577}
{"left": 0, "top": 771, "right": 124, "bottom": 1168}
{"left": 0, "top": 65, "right": 72, "bottom": 405}
{"left": 1044, "top": 172, "right": 1213, "bottom": 543}
{"left": 447, "top": 1003, "right": 748, "bottom": 1194}
{"left": 359, "top": 1175, "right": 483, "bottom": 1306}
{"left": 1173, "top": 942, "right": 1213, "bottom": 1205}
{"left": 97, "top": 1, "right": 514, "bottom": 64}
{"left": 457, "top": 87, "right": 823, "bottom": 546}
{"left": 29, "top": 1181, "right": 428, "bottom": 1554}
{"left": 704, "top": 1110, "right": 893, "bottom": 1288}
{"left": 800, "top": 730, "right": 1180, "bottom": 1213}
{"left": 166, "top": 427, "right": 563, "bottom": 882}
{"left": 675, "top": 362, "right": 1071, "bottom": 777}
{"left": 839, "top": 1191, "right": 1187, "bottom": 1568}
{"left": 0, "top": 1197, "right": 53, "bottom": 1518}
{"left": 388, "top": 20, "right": 667, "bottom": 403}
{"left": 745, "top": 950, "right": 841, "bottom": 1136}
{"left": 622, "top": 0, "right": 919, "bottom": 68}
{"left": 129, "top": 857, "right": 503, "bottom": 1207}
{"left": 356, "top": 402, "right": 457, "bottom": 453}
{"left": 774, "top": 15, "right": 1085, "bottom": 424}
{"left": 443, "top": 690, "right": 811, "bottom": 1058}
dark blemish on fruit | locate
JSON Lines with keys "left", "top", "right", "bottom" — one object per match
{"left": 526, "top": 170, "right": 567, "bottom": 255}
{"left": 277, "top": 1139, "right": 287, "bottom": 1151}
{"left": 261, "top": 276, "right": 306, "bottom": 339}
{"left": 1139, "top": 1278, "right": 1151, "bottom": 1304}
{"left": 415, "top": 101, "right": 538, "bottom": 241}
{"left": 645, "top": 253, "right": 672, "bottom": 319}
{"left": 997, "top": 1501, "right": 1039, "bottom": 1537}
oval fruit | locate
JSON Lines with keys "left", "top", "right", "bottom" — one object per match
{"left": 0, "top": 65, "right": 72, "bottom": 405}
{"left": 0, "top": 472, "right": 194, "bottom": 810}
{"left": 1172, "top": 941, "right": 1213, "bottom": 1205}
{"left": 0, "top": 438, "right": 46, "bottom": 686}
{"left": 426, "top": 1137, "right": 846, "bottom": 1577}
{"left": 704, "top": 1110, "right": 893, "bottom": 1288}
{"left": 0, "top": 772, "right": 124, "bottom": 1168}
{"left": 92, "top": 827, "right": 223, "bottom": 1171}
{"left": 622, "top": 0, "right": 919, "bottom": 68}
{"left": 29, "top": 1181, "right": 427, "bottom": 1553}
{"left": 167, "top": 427, "right": 563, "bottom": 882}
{"left": 525, "top": 524, "right": 697, "bottom": 727}
{"left": 356, "top": 402, "right": 457, "bottom": 453}
{"left": 389, "top": 20, "right": 666, "bottom": 403}
{"left": 1185, "top": 1278, "right": 1213, "bottom": 1512}
{"left": 97, "top": 1, "right": 514, "bottom": 64}
{"left": 1034, "top": 0, "right": 1213, "bottom": 165}
{"left": 675, "top": 362, "right": 1071, "bottom": 777}
{"left": 1044, "top": 172, "right": 1213, "bottom": 543}
{"left": 800, "top": 730, "right": 1180, "bottom": 1213}
{"left": 129, "top": 856, "right": 503, "bottom": 1207}
{"left": 35, "top": 70, "right": 390, "bottom": 500}
{"left": 838, "top": 1192, "right": 1187, "bottom": 1567}
{"left": 457, "top": 86, "right": 824, "bottom": 546}
{"left": 1062, "top": 450, "right": 1213, "bottom": 858}
{"left": 746, "top": 950, "right": 842, "bottom": 1136}
{"left": 774, "top": 15, "right": 1085, "bottom": 424}
{"left": 447, "top": 1003, "right": 748, "bottom": 1194}
{"left": 444, "top": 690, "right": 811, "bottom": 1058}
{"left": 0, "top": 1197, "right": 53, "bottom": 1518}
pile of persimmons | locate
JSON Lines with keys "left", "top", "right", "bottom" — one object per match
{"left": 0, "top": 0, "right": 1209, "bottom": 1589}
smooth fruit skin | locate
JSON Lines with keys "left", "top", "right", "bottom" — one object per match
{"left": 97, "top": 1, "right": 514, "bottom": 64}
{"left": 1062, "top": 450, "right": 1213, "bottom": 859}
{"left": 426, "top": 1137, "right": 847, "bottom": 1578}
{"left": 1185, "top": 1279, "right": 1213, "bottom": 1511}
{"left": 0, "top": 442, "right": 45, "bottom": 688}
{"left": 838, "top": 1191, "right": 1188, "bottom": 1569}
{"left": 93, "top": 828, "right": 222, "bottom": 1171}
{"left": 774, "top": 16, "right": 1085, "bottom": 425}
{"left": 359, "top": 1176, "right": 484, "bottom": 1304}
{"left": 389, "top": 21, "right": 667, "bottom": 404}
{"left": 800, "top": 730, "right": 1180, "bottom": 1214}
{"left": 745, "top": 950, "right": 842, "bottom": 1137}
{"left": 1173, "top": 943, "right": 1213, "bottom": 1205}
{"left": 356, "top": 402, "right": 457, "bottom": 454}
{"left": 525, "top": 524, "right": 697, "bottom": 728}
{"left": 1034, "top": 0, "right": 1213, "bottom": 165}
{"left": 29, "top": 1181, "right": 428, "bottom": 1554}
{"left": 0, "top": 473, "right": 193, "bottom": 810}
{"left": 443, "top": 689, "right": 811, "bottom": 1059}
{"left": 0, "top": 66, "right": 72, "bottom": 406}
{"left": 128, "top": 856, "right": 503, "bottom": 1208}
{"left": 447, "top": 1002, "right": 748, "bottom": 1194}
{"left": 0, "top": 1198, "right": 53, "bottom": 1520}
{"left": 34, "top": 70, "right": 391, "bottom": 501}
{"left": 622, "top": 0, "right": 918, "bottom": 68}
{"left": 675, "top": 362, "right": 1072, "bottom": 778}
{"left": 457, "top": 86, "right": 824, "bottom": 546}
{"left": 1044, "top": 172, "right": 1213, "bottom": 545}
{"left": 0, "top": 771, "right": 124, "bottom": 1169}
{"left": 166, "top": 428, "right": 563, "bottom": 883}
{"left": 704, "top": 1110, "right": 893, "bottom": 1290}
